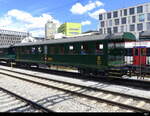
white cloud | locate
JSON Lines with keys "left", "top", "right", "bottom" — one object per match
{"left": 0, "top": 9, "right": 61, "bottom": 37}
{"left": 30, "top": 29, "right": 45, "bottom": 37}
{"left": 70, "top": 0, "right": 104, "bottom": 15}
{"left": 7, "top": 9, "right": 33, "bottom": 23}
{"left": 0, "top": 16, "right": 12, "bottom": 27}
{"left": 81, "top": 20, "right": 91, "bottom": 26}
{"left": 89, "top": 8, "right": 106, "bottom": 19}
{"left": 95, "top": 1, "right": 104, "bottom": 6}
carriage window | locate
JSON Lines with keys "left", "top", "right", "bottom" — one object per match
{"left": 31, "top": 47, "right": 36, "bottom": 54}
{"left": 44, "top": 45, "right": 47, "bottom": 55}
{"left": 147, "top": 48, "right": 150, "bottom": 56}
{"left": 58, "top": 45, "right": 64, "bottom": 55}
{"left": 108, "top": 43, "right": 115, "bottom": 49}
{"left": 99, "top": 44, "right": 103, "bottom": 49}
{"left": 81, "top": 43, "right": 88, "bottom": 55}
{"left": 69, "top": 45, "right": 74, "bottom": 50}
{"left": 12, "top": 48, "right": 16, "bottom": 54}
{"left": 38, "top": 47, "right": 42, "bottom": 53}
{"left": 81, "top": 45, "right": 83, "bottom": 50}
{"left": 126, "top": 48, "right": 132, "bottom": 56}
{"left": 24, "top": 47, "right": 30, "bottom": 54}
{"left": 95, "top": 43, "right": 103, "bottom": 55}
{"left": 8, "top": 48, "right": 15, "bottom": 54}
{"left": 21, "top": 47, "right": 30, "bottom": 54}
{"left": 20, "top": 47, "right": 23, "bottom": 54}
{"left": 49, "top": 46, "right": 55, "bottom": 55}
{"left": 141, "top": 48, "right": 146, "bottom": 56}
{"left": 68, "top": 45, "right": 75, "bottom": 54}
{"left": 0, "top": 50, "right": 3, "bottom": 54}
{"left": 116, "top": 43, "right": 124, "bottom": 48}
{"left": 134, "top": 48, "right": 138, "bottom": 56}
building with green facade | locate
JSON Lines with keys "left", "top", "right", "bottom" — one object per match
{"left": 57, "top": 23, "right": 82, "bottom": 36}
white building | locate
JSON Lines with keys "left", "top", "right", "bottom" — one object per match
{"left": 99, "top": 2, "right": 150, "bottom": 39}
{"left": 45, "top": 21, "right": 57, "bottom": 40}
{"left": 21, "top": 36, "right": 37, "bottom": 43}
{"left": 0, "top": 29, "right": 29, "bottom": 45}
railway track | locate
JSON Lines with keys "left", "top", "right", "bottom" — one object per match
{"left": 16, "top": 65, "right": 150, "bottom": 90}
{"left": 0, "top": 67, "right": 150, "bottom": 112}
{"left": 1, "top": 63, "right": 150, "bottom": 90}
{"left": 0, "top": 87, "right": 53, "bottom": 112}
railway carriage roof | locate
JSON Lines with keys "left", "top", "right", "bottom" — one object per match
{"left": 139, "top": 31, "right": 150, "bottom": 39}
{"left": 0, "top": 45, "right": 11, "bottom": 49}
{"left": 14, "top": 32, "right": 136, "bottom": 47}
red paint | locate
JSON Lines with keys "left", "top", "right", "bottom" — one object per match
{"left": 133, "top": 48, "right": 146, "bottom": 65}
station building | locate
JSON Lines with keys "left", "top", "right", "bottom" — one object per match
{"left": 99, "top": 2, "right": 150, "bottom": 39}
{"left": 57, "top": 22, "right": 82, "bottom": 36}
{"left": 0, "top": 29, "right": 29, "bottom": 45}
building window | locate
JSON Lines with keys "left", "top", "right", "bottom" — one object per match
{"left": 101, "top": 21, "right": 105, "bottom": 27}
{"left": 120, "top": 26, "right": 124, "bottom": 32}
{"left": 139, "top": 14, "right": 145, "bottom": 22}
{"left": 69, "top": 28, "right": 80, "bottom": 31}
{"left": 147, "top": 13, "right": 150, "bottom": 21}
{"left": 124, "top": 9, "right": 127, "bottom": 16}
{"left": 145, "top": 4, "right": 149, "bottom": 12}
{"left": 69, "top": 32, "right": 79, "bottom": 35}
{"left": 113, "top": 11, "right": 118, "bottom": 18}
{"left": 109, "top": 20, "right": 112, "bottom": 26}
{"left": 121, "top": 17, "right": 126, "bottom": 24}
{"left": 99, "top": 14, "right": 103, "bottom": 20}
{"left": 114, "top": 19, "right": 119, "bottom": 25}
{"left": 132, "top": 16, "right": 136, "bottom": 23}
{"left": 128, "top": 16, "right": 131, "bottom": 24}
{"left": 99, "top": 29, "right": 103, "bottom": 34}
{"left": 137, "top": 23, "right": 143, "bottom": 31}
{"left": 129, "top": 8, "right": 135, "bottom": 15}
{"left": 104, "top": 28, "right": 106, "bottom": 34}
{"left": 130, "top": 24, "right": 135, "bottom": 31}
{"left": 107, "top": 12, "right": 111, "bottom": 19}
{"left": 113, "top": 27, "right": 118, "bottom": 33}
{"left": 120, "top": 10, "right": 122, "bottom": 16}
{"left": 137, "top": 6, "right": 143, "bottom": 13}
{"left": 107, "top": 28, "right": 112, "bottom": 34}
{"left": 147, "top": 22, "right": 150, "bottom": 30}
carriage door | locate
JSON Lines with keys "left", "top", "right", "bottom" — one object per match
{"left": 133, "top": 47, "right": 146, "bottom": 65}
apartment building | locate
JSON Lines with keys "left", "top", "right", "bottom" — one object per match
{"left": 58, "top": 22, "right": 82, "bottom": 36}
{"left": 99, "top": 2, "right": 150, "bottom": 39}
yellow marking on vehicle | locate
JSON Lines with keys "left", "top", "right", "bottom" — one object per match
{"left": 47, "top": 57, "right": 53, "bottom": 61}
{"left": 97, "top": 56, "right": 101, "bottom": 65}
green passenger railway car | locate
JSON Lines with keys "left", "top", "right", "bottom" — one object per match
{"left": 0, "top": 32, "right": 136, "bottom": 77}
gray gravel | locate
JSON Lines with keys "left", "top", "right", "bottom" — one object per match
{"left": 1, "top": 65, "right": 149, "bottom": 112}
{"left": 0, "top": 65, "right": 149, "bottom": 99}
{"left": 0, "top": 89, "right": 40, "bottom": 112}
{"left": 0, "top": 73, "right": 131, "bottom": 112}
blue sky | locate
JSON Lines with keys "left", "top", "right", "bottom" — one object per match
{"left": 0, "top": 0, "right": 149, "bottom": 37}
